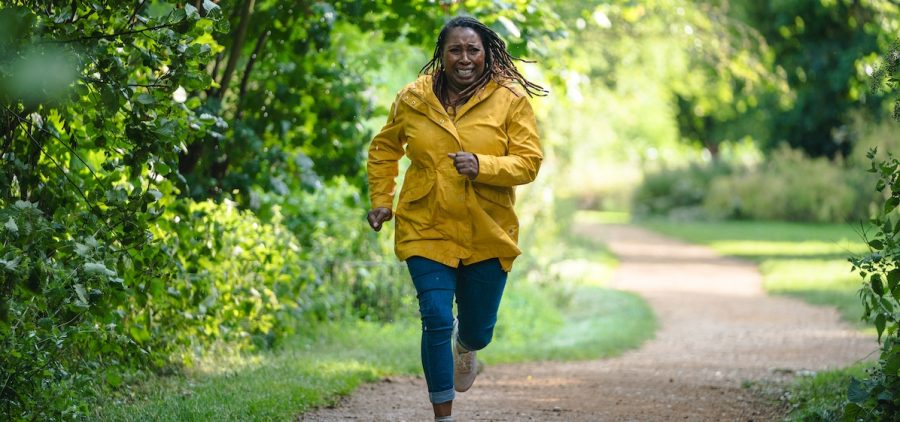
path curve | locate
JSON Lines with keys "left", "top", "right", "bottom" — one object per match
{"left": 301, "top": 223, "right": 875, "bottom": 421}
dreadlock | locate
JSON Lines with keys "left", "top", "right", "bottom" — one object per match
{"left": 419, "top": 16, "right": 548, "bottom": 108}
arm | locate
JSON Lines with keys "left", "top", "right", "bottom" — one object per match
{"left": 367, "top": 96, "right": 405, "bottom": 220}
{"left": 473, "top": 95, "right": 542, "bottom": 186}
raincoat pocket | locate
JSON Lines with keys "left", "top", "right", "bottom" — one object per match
{"left": 396, "top": 168, "right": 436, "bottom": 234}
{"left": 473, "top": 184, "right": 513, "bottom": 208}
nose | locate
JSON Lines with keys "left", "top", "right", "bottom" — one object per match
{"left": 460, "top": 52, "right": 472, "bottom": 64}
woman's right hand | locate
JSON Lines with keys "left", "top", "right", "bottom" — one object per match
{"left": 367, "top": 207, "right": 393, "bottom": 232}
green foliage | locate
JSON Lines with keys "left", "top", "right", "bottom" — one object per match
{"left": 846, "top": 148, "right": 900, "bottom": 420}
{"left": 0, "top": 1, "right": 566, "bottom": 418}
{"left": 734, "top": 0, "right": 898, "bottom": 158}
{"left": 703, "top": 147, "right": 863, "bottom": 223}
{"left": 1, "top": 2, "right": 227, "bottom": 418}
{"left": 633, "top": 145, "right": 876, "bottom": 223}
{"left": 783, "top": 363, "right": 871, "bottom": 421}
{"left": 631, "top": 161, "right": 733, "bottom": 219}
{"left": 870, "top": 38, "right": 900, "bottom": 121}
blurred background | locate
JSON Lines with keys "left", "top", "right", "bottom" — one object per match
{"left": 1, "top": 0, "right": 898, "bottom": 420}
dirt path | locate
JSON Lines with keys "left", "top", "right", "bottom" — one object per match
{"left": 301, "top": 223, "right": 876, "bottom": 421}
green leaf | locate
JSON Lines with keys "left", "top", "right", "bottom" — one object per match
{"left": 886, "top": 196, "right": 900, "bottom": 214}
{"left": 880, "top": 296, "right": 894, "bottom": 313}
{"left": 847, "top": 378, "right": 869, "bottom": 404}
{"left": 4, "top": 217, "right": 17, "bottom": 233}
{"left": 135, "top": 93, "right": 156, "bottom": 105}
{"left": 877, "top": 178, "right": 886, "bottom": 191}
{"left": 887, "top": 351, "right": 900, "bottom": 376}
{"left": 872, "top": 274, "right": 884, "bottom": 295}
{"left": 74, "top": 283, "right": 88, "bottom": 305}
{"left": 100, "top": 84, "right": 120, "bottom": 112}
{"left": 876, "top": 313, "right": 886, "bottom": 342}
{"left": 129, "top": 324, "right": 151, "bottom": 344}
{"left": 84, "top": 262, "right": 116, "bottom": 277}
{"left": 202, "top": 0, "right": 223, "bottom": 20}
{"left": 888, "top": 269, "right": 900, "bottom": 291}
{"left": 184, "top": 4, "right": 200, "bottom": 20}
{"left": 869, "top": 239, "right": 884, "bottom": 250}
{"left": 105, "top": 368, "right": 122, "bottom": 387}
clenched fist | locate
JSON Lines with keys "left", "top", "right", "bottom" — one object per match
{"left": 448, "top": 152, "right": 479, "bottom": 180}
{"left": 367, "top": 207, "right": 393, "bottom": 232}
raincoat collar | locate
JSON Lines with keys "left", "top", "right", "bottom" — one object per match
{"left": 403, "top": 74, "right": 504, "bottom": 122}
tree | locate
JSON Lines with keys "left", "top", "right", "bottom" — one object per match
{"left": 737, "top": 0, "right": 897, "bottom": 158}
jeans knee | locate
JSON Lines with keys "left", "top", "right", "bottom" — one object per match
{"left": 459, "top": 330, "right": 493, "bottom": 351}
{"left": 417, "top": 294, "right": 454, "bottom": 333}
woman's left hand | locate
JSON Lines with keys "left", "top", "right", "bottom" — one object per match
{"left": 448, "top": 152, "right": 479, "bottom": 180}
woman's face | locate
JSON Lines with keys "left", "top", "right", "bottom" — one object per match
{"left": 441, "top": 27, "right": 486, "bottom": 92}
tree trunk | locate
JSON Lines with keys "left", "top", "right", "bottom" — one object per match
{"left": 216, "top": 0, "right": 255, "bottom": 100}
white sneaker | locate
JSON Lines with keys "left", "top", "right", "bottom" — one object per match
{"left": 452, "top": 321, "right": 478, "bottom": 392}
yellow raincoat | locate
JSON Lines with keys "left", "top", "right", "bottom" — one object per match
{"left": 367, "top": 75, "right": 542, "bottom": 272}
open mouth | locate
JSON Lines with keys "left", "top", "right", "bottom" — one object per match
{"left": 456, "top": 68, "right": 474, "bottom": 78}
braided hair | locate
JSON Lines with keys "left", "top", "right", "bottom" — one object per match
{"left": 420, "top": 16, "right": 548, "bottom": 108}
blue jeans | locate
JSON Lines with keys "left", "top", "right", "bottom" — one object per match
{"left": 406, "top": 256, "right": 508, "bottom": 404}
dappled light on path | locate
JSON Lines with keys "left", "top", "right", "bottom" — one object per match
{"left": 301, "top": 223, "right": 875, "bottom": 421}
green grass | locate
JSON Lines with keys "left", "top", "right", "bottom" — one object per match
{"left": 93, "top": 232, "right": 655, "bottom": 421}
{"left": 782, "top": 363, "right": 873, "bottom": 421}
{"left": 93, "top": 320, "right": 422, "bottom": 421}
{"left": 640, "top": 219, "right": 869, "bottom": 326}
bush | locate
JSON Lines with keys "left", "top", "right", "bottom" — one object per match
{"left": 631, "top": 160, "right": 733, "bottom": 219}
{"left": 703, "top": 147, "right": 859, "bottom": 223}
{"left": 0, "top": 180, "right": 412, "bottom": 419}
{"left": 845, "top": 149, "right": 900, "bottom": 419}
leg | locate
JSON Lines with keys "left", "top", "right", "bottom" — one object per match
{"left": 406, "top": 256, "right": 457, "bottom": 414}
{"left": 455, "top": 258, "right": 508, "bottom": 351}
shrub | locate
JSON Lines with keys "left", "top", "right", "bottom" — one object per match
{"left": 0, "top": 180, "right": 412, "bottom": 419}
{"left": 845, "top": 149, "right": 900, "bottom": 420}
{"left": 703, "top": 147, "right": 859, "bottom": 223}
{"left": 631, "top": 160, "right": 733, "bottom": 219}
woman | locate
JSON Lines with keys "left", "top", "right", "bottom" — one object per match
{"left": 366, "top": 16, "right": 546, "bottom": 422}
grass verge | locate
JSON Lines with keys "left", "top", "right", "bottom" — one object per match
{"left": 782, "top": 363, "right": 873, "bottom": 421}
{"left": 93, "top": 232, "right": 654, "bottom": 421}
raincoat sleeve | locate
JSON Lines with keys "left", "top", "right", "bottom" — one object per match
{"left": 367, "top": 96, "right": 406, "bottom": 210}
{"left": 473, "top": 95, "right": 542, "bottom": 187}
